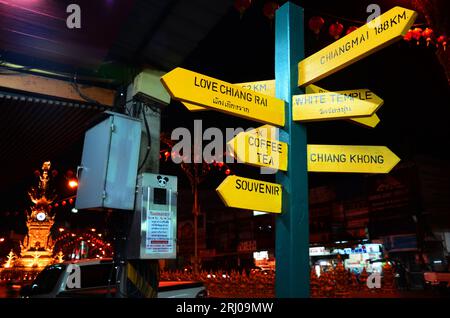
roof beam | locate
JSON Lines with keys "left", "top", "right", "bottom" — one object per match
{"left": 0, "top": 73, "right": 116, "bottom": 106}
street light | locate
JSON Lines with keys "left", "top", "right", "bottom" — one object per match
{"left": 0, "top": 238, "right": 5, "bottom": 243}
{"left": 68, "top": 179, "right": 78, "bottom": 189}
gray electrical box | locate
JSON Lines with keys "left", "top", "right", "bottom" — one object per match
{"left": 127, "top": 173, "right": 178, "bottom": 259}
{"left": 75, "top": 112, "right": 141, "bottom": 211}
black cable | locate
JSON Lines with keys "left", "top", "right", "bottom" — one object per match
{"left": 72, "top": 73, "right": 101, "bottom": 105}
{"left": 106, "top": 257, "right": 116, "bottom": 297}
{"left": 138, "top": 102, "right": 152, "bottom": 172}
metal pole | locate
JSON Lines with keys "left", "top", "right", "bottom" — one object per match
{"left": 275, "top": 2, "right": 310, "bottom": 298}
{"left": 193, "top": 165, "right": 199, "bottom": 274}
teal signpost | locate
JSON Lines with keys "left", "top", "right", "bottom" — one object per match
{"left": 162, "top": 0, "right": 409, "bottom": 298}
{"left": 275, "top": 3, "right": 309, "bottom": 297}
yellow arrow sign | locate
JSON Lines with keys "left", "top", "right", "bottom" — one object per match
{"left": 182, "top": 79, "right": 276, "bottom": 112}
{"left": 184, "top": 81, "right": 380, "bottom": 127}
{"left": 161, "top": 68, "right": 284, "bottom": 126}
{"left": 216, "top": 175, "right": 282, "bottom": 213}
{"left": 293, "top": 89, "right": 383, "bottom": 122}
{"left": 307, "top": 145, "right": 400, "bottom": 173}
{"left": 245, "top": 124, "right": 278, "bottom": 140}
{"left": 298, "top": 7, "right": 417, "bottom": 86}
{"left": 306, "top": 85, "right": 380, "bottom": 128}
{"left": 227, "top": 128, "right": 288, "bottom": 171}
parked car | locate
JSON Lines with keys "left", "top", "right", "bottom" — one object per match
{"left": 20, "top": 258, "right": 207, "bottom": 298}
{"left": 424, "top": 272, "right": 450, "bottom": 287}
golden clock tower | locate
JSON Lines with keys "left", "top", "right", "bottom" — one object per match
{"left": 19, "top": 161, "right": 56, "bottom": 268}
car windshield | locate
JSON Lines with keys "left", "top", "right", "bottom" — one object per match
{"left": 31, "top": 264, "right": 66, "bottom": 295}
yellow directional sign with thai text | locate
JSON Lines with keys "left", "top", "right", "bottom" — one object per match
{"left": 161, "top": 69, "right": 284, "bottom": 125}
{"left": 183, "top": 79, "right": 276, "bottom": 112}
{"left": 216, "top": 175, "right": 282, "bottom": 213}
{"left": 307, "top": 145, "right": 400, "bottom": 173}
{"left": 298, "top": 7, "right": 417, "bottom": 86}
{"left": 227, "top": 128, "right": 288, "bottom": 171}
{"left": 293, "top": 89, "right": 383, "bottom": 122}
{"left": 246, "top": 124, "right": 278, "bottom": 140}
{"left": 306, "top": 84, "right": 380, "bottom": 128}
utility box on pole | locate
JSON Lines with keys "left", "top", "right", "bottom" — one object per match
{"left": 127, "top": 173, "right": 178, "bottom": 259}
{"left": 75, "top": 112, "right": 142, "bottom": 211}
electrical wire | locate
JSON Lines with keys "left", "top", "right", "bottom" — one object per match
{"left": 72, "top": 73, "right": 101, "bottom": 105}
{"left": 137, "top": 102, "right": 152, "bottom": 172}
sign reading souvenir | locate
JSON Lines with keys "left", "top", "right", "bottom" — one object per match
{"left": 216, "top": 175, "right": 282, "bottom": 213}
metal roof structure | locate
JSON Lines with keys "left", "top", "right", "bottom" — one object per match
{"left": 0, "top": 0, "right": 233, "bottom": 204}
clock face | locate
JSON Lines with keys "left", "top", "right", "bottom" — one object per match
{"left": 36, "top": 212, "right": 46, "bottom": 221}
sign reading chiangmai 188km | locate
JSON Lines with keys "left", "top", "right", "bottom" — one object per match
{"left": 216, "top": 175, "right": 282, "bottom": 213}
{"left": 293, "top": 89, "right": 383, "bottom": 122}
{"left": 161, "top": 68, "right": 285, "bottom": 126}
{"left": 298, "top": 6, "right": 417, "bottom": 86}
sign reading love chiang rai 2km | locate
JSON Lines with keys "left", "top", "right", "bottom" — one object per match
{"left": 183, "top": 80, "right": 381, "bottom": 128}
{"left": 161, "top": 68, "right": 285, "bottom": 126}
{"left": 182, "top": 79, "right": 276, "bottom": 112}
{"left": 298, "top": 6, "right": 417, "bottom": 86}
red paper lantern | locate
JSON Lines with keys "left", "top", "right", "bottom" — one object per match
{"left": 422, "top": 27, "right": 434, "bottom": 46}
{"left": 69, "top": 198, "right": 74, "bottom": 204}
{"left": 329, "top": 22, "right": 344, "bottom": 40}
{"left": 34, "top": 170, "right": 40, "bottom": 177}
{"left": 225, "top": 168, "right": 231, "bottom": 175}
{"left": 263, "top": 1, "right": 279, "bottom": 21}
{"left": 346, "top": 26, "right": 358, "bottom": 35}
{"left": 62, "top": 201, "right": 67, "bottom": 206}
{"left": 412, "top": 27, "right": 422, "bottom": 45}
{"left": 234, "top": 0, "right": 252, "bottom": 17}
{"left": 437, "top": 35, "right": 447, "bottom": 51}
{"left": 308, "top": 16, "right": 324, "bottom": 35}
{"left": 55, "top": 203, "right": 59, "bottom": 208}
{"left": 404, "top": 29, "right": 413, "bottom": 41}
{"left": 66, "top": 170, "right": 74, "bottom": 178}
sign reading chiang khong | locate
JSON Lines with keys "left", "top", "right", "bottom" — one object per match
{"left": 307, "top": 145, "right": 400, "bottom": 174}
